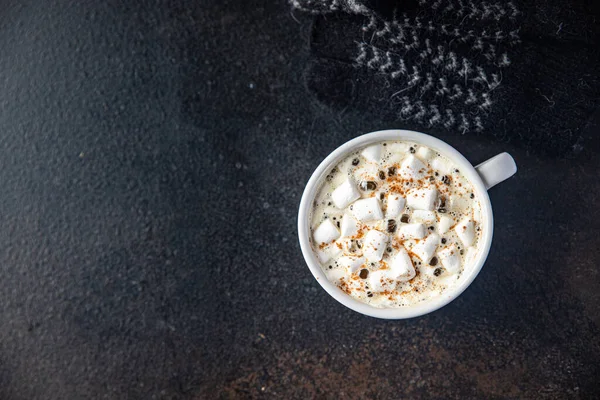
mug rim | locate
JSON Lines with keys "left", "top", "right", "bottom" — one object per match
{"left": 297, "top": 129, "right": 494, "bottom": 319}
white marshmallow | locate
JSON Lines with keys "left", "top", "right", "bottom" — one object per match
{"left": 313, "top": 219, "right": 340, "bottom": 245}
{"left": 388, "top": 142, "right": 410, "bottom": 154}
{"left": 412, "top": 233, "right": 440, "bottom": 262}
{"left": 416, "top": 146, "right": 434, "bottom": 161}
{"left": 388, "top": 247, "right": 416, "bottom": 281}
{"left": 317, "top": 243, "right": 343, "bottom": 263}
{"left": 363, "top": 229, "right": 389, "bottom": 262}
{"left": 438, "top": 245, "right": 461, "bottom": 274}
{"left": 331, "top": 179, "right": 361, "bottom": 209}
{"left": 449, "top": 196, "right": 469, "bottom": 211}
{"left": 420, "top": 265, "right": 439, "bottom": 279}
{"left": 406, "top": 188, "right": 438, "bottom": 211}
{"left": 438, "top": 215, "right": 454, "bottom": 234}
{"left": 386, "top": 194, "right": 406, "bottom": 218}
{"left": 399, "top": 155, "right": 427, "bottom": 179}
{"left": 361, "top": 144, "right": 382, "bottom": 163}
{"left": 345, "top": 275, "right": 365, "bottom": 292}
{"left": 328, "top": 243, "right": 342, "bottom": 258}
{"left": 455, "top": 218, "right": 476, "bottom": 247}
{"left": 354, "top": 164, "right": 379, "bottom": 181}
{"left": 397, "top": 223, "right": 427, "bottom": 240}
{"left": 338, "top": 255, "right": 366, "bottom": 274}
{"left": 411, "top": 210, "right": 436, "bottom": 224}
{"left": 431, "top": 158, "right": 452, "bottom": 175}
{"left": 385, "top": 153, "right": 404, "bottom": 166}
{"left": 317, "top": 248, "right": 330, "bottom": 263}
{"left": 340, "top": 214, "right": 360, "bottom": 238}
{"left": 326, "top": 267, "right": 346, "bottom": 284}
{"left": 368, "top": 269, "right": 397, "bottom": 292}
{"left": 350, "top": 197, "right": 384, "bottom": 222}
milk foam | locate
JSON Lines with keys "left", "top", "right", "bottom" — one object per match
{"left": 310, "top": 141, "right": 483, "bottom": 308}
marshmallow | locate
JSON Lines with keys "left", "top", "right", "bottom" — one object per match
{"left": 350, "top": 197, "right": 384, "bottom": 222}
{"left": 340, "top": 214, "right": 360, "bottom": 238}
{"left": 368, "top": 269, "right": 397, "bottom": 292}
{"left": 385, "top": 153, "right": 404, "bottom": 166}
{"left": 354, "top": 164, "right": 379, "bottom": 181}
{"left": 328, "top": 243, "right": 342, "bottom": 258}
{"left": 397, "top": 223, "right": 427, "bottom": 240}
{"left": 416, "top": 146, "right": 434, "bottom": 161}
{"left": 361, "top": 144, "right": 382, "bottom": 163}
{"left": 338, "top": 255, "right": 366, "bottom": 274}
{"left": 313, "top": 219, "right": 340, "bottom": 245}
{"left": 412, "top": 233, "right": 440, "bottom": 262}
{"left": 317, "top": 248, "right": 330, "bottom": 263}
{"left": 406, "top": 188, "right": 438, "bottom": 211}
{"left": 331, "top": 179, "right": 361, "bottom": 209}
{"left": 346, "top": 274, "right": 365, "bottom": 292}
{"left": 438, "top": 215, "right": 454, "bottom": 234}
{"left": 386, "top": 194, "right": 406, "bottom": 218}
{"left": 317, "top": 243, "right": 343, "bottom": 263}
{"left": 449, "top": 196, "right": 468, "bottom": 211}
{"left": 411, "top": 210, "right": 436, "bottom": 224}
{"left": 331, "top": 179, "right": 360, "bottom": 209}
{"left": 388, "top": 247, "right": 416, "bottom": 282}
{"left": 431, "top": 158, "right": 452, "bottom": 175}
{"left": 388, "top": 142, "right": 410, "bottom": 154}
{"left": 326, "top": 267, "right": 346, "bottom": 284}
{"left": 399, "top": 155, "right": 427, "bottom": 179}
{"left": 438, "top": 245, "right": 461, "bottom": 274}
{"left": 455, "top": 218, "right": 476, "bottom": 247}
{"left": 363, "top": 229, "right": 389, "bottom": 262}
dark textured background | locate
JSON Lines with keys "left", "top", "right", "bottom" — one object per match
{"left": 0, "top": 0, "right": 599, "bottom": 399}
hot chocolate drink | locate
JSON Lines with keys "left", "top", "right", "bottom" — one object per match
{"left": 310, "top": 141, "right": 482, "bottom": 308}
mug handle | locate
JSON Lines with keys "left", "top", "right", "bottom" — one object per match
{"left": 475, "top": 152, "right": 517, "bottom": 190}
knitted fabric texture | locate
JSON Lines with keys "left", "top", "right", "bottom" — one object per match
{"left": 290, "top": 0, "right": 370, "bottom": 14}
{"left": 292, "top": 0, "right": 600, "bottom": 156}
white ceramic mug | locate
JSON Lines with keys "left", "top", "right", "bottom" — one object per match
{"left": 298, "top": 130, "right": 517, "bottom": 319}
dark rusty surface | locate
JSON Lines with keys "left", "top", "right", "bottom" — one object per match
{"left": 0, "top": 0, "right": 598, "bottom": 399}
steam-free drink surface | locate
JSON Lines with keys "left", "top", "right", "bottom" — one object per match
{"left": 310, "top": 141, "right": 483, "bottom": 308}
